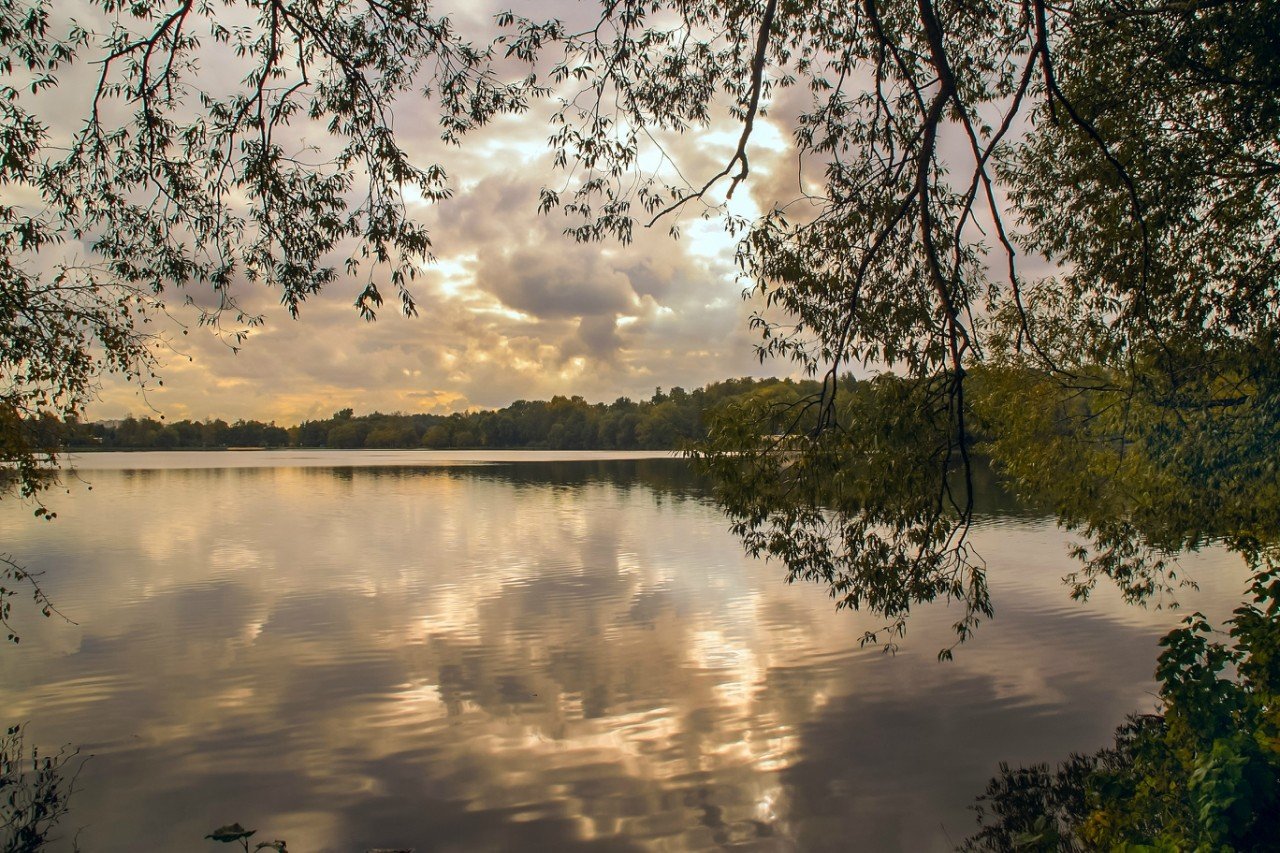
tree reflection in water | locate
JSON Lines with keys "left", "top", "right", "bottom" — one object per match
{"left": 0, "top": 724, "right": 83, "bottom": 851}
{"left": 692, "top": 367, "right": 1280, "bottom": 848}
{"left": 0, "top": 452, "right": 1269, "bottom": 850}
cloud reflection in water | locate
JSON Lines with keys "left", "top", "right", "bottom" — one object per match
{"left": 0, "top": 453, "right": 1250, "bottom": 851}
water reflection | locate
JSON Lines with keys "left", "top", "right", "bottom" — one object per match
{"left": 0, "top": 453, "right": 1249, "bottom": 851}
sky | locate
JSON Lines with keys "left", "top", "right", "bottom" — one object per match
{"left": 69, "top": 1, "right": 816, "bottom": 425}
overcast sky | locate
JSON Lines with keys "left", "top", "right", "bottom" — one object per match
{"left": 75, "top": 1, "right": 814, "bottom": 424}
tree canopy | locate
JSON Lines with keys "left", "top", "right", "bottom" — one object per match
{"left": 50, "top": 376, "right": 825, "bottom": 450}
{"left": 2, "top": 0, "right": 1278, "bottom": 638}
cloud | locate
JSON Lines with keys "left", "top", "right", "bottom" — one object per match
{"left": 476, "top": 243, "right": 636, "bottom": 320}
{"left": 566, "top": 314, "right": 623, "bottom": 363}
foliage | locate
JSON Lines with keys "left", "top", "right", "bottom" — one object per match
{"left": 2, "top": 0, "right": 1276, "bottom": 641}
{"left": 1, "top": 0, "right": 160, "bottom": 508}
{"left": 0, "top": 554, "right": 65, "bottom": 644}
{"left": 494, "top": 0, "right": 1277, "bottom": 382}
{"left": 2, "top": 3, "right": 1275, "bottom": 843}
{"left": 962, "top": 564, "right": 1280, "bottom": 851}
{"left": 53, "top": 376, "right": 822, "bottom": 451}
{"left": 66, "top": 415, "right": 291, "bottom": 450}
{"left": 973, "top": 354, "right": 1280, "bottom": 606}
{"left": 0, "top": 724, "right": 82, "bottom": 853}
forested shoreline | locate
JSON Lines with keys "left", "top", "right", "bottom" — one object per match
{"left": 53, "top": 377, "right": 834, "bottom": 451}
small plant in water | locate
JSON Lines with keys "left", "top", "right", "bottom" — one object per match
{"left": 1, "top": 724, "right": 83, "bottom": 853}
{"left": 206, "top": 824, "right": 414, "bottom": 853}
{"left": 205, "top": 824, "right": 286, "bottom": 852}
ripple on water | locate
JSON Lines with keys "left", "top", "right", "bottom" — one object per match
{"left": 0, "top": 458, "right": 1258, "bottom": 852}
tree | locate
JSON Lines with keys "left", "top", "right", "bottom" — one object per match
{"left": 2, "top": 0, "right": 1277, "bottom": 642}
{"left": 962, "top": 567, "right": 1280, "bottom": 851}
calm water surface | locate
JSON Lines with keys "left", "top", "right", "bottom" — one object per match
{"left": 0, "top": 451, "right": 1251, "bottom": 851}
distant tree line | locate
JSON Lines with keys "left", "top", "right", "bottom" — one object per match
{"left": 56, "top": 377, "right": 836, "bottom": 451}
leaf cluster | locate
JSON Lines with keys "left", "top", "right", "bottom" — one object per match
{"left": 963, "top": 563, "right": 1280, "bottom": 851}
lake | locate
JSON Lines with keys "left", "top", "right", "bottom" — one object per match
{"left": 0, "top": 451, "right": 1252, "bottom": 851}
